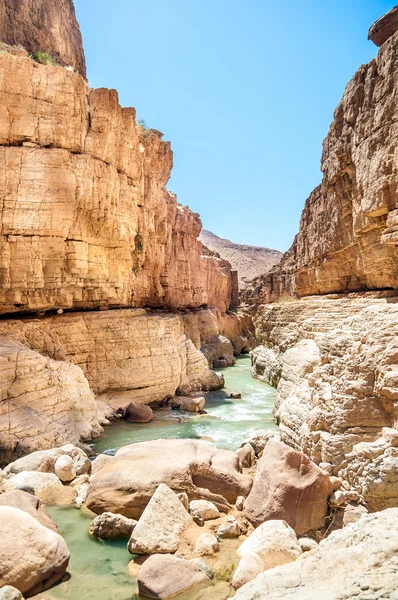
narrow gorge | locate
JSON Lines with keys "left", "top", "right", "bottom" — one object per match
{"left": 0, "top": 2, "right": 397, "bottom": 600}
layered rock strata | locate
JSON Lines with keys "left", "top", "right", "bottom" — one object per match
{"left": 251, "top": 294, "right": 398, "bottom": 509}
{"left": 0, "top": 49, "right": 235, "bottom": 315}
{"left": 0, "top": 0, "right": 86, "bottom": 76}
{"left": 243, "top": 26, "right": 398, "bottom": 305}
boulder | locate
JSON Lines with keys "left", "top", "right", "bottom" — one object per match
{"left": 221, "top": 353, "right": 236, "bottom": 366}
{"left": 237, "top": 444, "right": 255, "bottom": 468}
{"left": 298, "top": 538, "right": 318, "bottom": 552}
{"left": 4, "top": 449, "right": 65, "bottom": 476}
{"left": 194, "top": 533, "right": 219, "bottom": 556}
{"left": 0, "top": 506, "right": 69, "bottom": 596}
{"left": 342, "top": 503, "right": 368, "bottom": 527}
{"left": 231, "top": 553, "right": 264, "bottom": 591}
{"left": 236, "top": 496, "right": 245, "bottom": 511}
{"left": 231, "top": 508, "right": 398, "bottom": 600}
{"left": 54, "top": 456, "right": 76, "bottom": 483}
{"left": 232, "top": 520, "right": 302, "bottom": 589}
{"left": 36, "top": 484, "right": 77, "bottom": 507}
{"left": 128, "top": 483, "right": 192, "bottom": 554}
{"left": 137, "top": 554, "right": 208, "bottom": 600}
{"left": 89, "top": 512, "right": 136, "bottom": 539}
{"left": 0, "top": 587, "right": 23, "bottom": 600}
{"left": 189, "top": 500, "right": 220, "bottom": 521}
{"left": 368, "top": 6, "right": 398, "bottom": 47}
{"left": 168, "top": 396, "right": 206, "bottom": 412}
{"left": 7, "top": 472, "right": 60, "bottom": 494}
{"left": 217, "top": 517, "right": 240, "bottom": 538}
{"left": 213, "top": 359, "right": 228, "bottom": 369}
{"left": 124, "top": 403, "right": 153, "bottom": 423}
{"left": 244, "top": 440, "right": 333, "bottom": 534}
{"left": 86, "top": 439, "right": 252, "bottom": 518}
{"left": 230, "top": 392, "right": 241, "bottom": 399}
{"left": 0, "top": 490, "right": 58, "bottom": 532}
{"left": 247, "top": 431, "right": 276, "bottom": 456}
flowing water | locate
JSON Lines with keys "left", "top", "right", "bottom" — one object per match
{"left": 48, "top": 356, "right": 276, "bottom": 600}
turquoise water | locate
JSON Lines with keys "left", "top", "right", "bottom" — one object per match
{"left": 48, "top": 356, "right": 276, "bottom": 600}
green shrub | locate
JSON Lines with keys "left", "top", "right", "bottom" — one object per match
{"left": 31, "top": 51, "right": 59, "bottom": 66}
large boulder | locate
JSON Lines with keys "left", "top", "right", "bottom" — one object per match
{"left": 86, "top": 439, "right": 252, "bottom": 518}
{"left": 232, "top": 520, "right": 302, "bottom": 589}
{"left": 137, "top": 554, "right": 208, "bottom": 600}
{"left": 0, "top": 587, "right": 23, "bottom": 600}
{"left": 0, "top": 506, "right": 70, "bottom": 596}
{"left": 189, "top": 500, "right": 220, "bottom": 521}
{"left": 128, "top": 483, "right": 192, "bottom": 554}
{"left": 244, "top": 440, "right": 333, "bottom": 534}
{"left": 7, "top": 472, "right": 60, "bottom": 494}
{"left": 0, "top": 489, "right": 58, "bottom": 532}
{"left": 89, "top": 512, "right": 137, "bottom": 539}
{"left": 124, "top": 403, "right": 153, "bottom": 423}
{"left": 4, "top": 445, "right": 90, "bottom": 478}
{"left": 168, "top": 396, "right": 206, "bottom": 412}
{"left": 232, "top": 508, "right": 398, "bottom": 600}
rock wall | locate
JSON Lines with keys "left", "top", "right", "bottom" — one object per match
{"left": 251, "top": 294, "right": 398, "bottom": 510}
{"left": 0, "top": 50, "right": 235, "bottom": 315}
{"left": 0, "top": 0, "right": 86, "bottom": 76}
{"left": 243, "top": 28, "right": 398, "bottom": 305}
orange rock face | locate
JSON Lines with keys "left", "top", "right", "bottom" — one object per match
{"left": 0, "top": 0, "right": 86, "bottom": 76}
{"left": 0, "top": 52, "right": 235, "bottom": 315}
{"left": 243, "top": 31, "right": 398, "bottom": 305}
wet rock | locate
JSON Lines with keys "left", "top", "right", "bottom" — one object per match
{"left": 213, "top": 359, "right": 228, "bottom": 369}
{"left": 232, "top": 520, "right": 302, "bottom": 589}
{"left": 89, "top": 512, "right": 137, "bottom": 539}
{"left": 86, "top": 439, "right": 252, "bottom": 518}
{"left": 237, "top": 444, "right": 255, "bottom": 468}
{"left": 217, "top": 517, "right": 241, "bottom": 538}
{"left": 54, "top": 455, "right": 76, "bottom": 483}
{"left": 137, "top": 554, "right": 208, "bottom": 600}
{"left": 194, "top": 533, "right": 219, "bottom": 556}
{"left": 230, "top": 392, "right": 241, "bottom": 399}
{"left": 128, "top": 483, "right": 192, "bottom": 554}
{"left": 244, "top": 439, "right": 333, "bottom": 534}
{"left": 221, "top": 353, "right": 236, "bottom": 366}
{"left": 0, "top": 506, "right": 69, "bottom": 596}
{"left": 124, "top": 403, "right": 153, "bottom": 423}
{"left": 189, "top": 500, "right": 220, "bottom": 521}
{"left": 168, "top": 396, "right": 206, "bottom": 413}
{"left": 0, "top": 489, "right": 59, "bottom": 533}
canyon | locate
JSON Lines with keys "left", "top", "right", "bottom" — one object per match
{"left": 0, "top": 2, "right": 398, "bottom": 600}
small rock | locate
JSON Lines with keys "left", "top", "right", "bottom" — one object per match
{"left": 217, "top": 517, "right": 240, "bottom": 539}
{"left": 125, "top": 402, "right": 153, "bottom": 423}
{"left": 194, "top": 533, "right": 219, "bottom": 555}
{"left": 343, "top": 503, "right": 369, "bottom": 527}
{"left": 213, "top": 359, "right": 228, "bottom": 369}
{"left": 37, "top": 483, "right": 77, "bottom": 507}
{"left": 230, "top": 392, "right": 241, "bottom": 399}
{"left": 330, "top": 476, "right": 343, "bottom": 490}
{"left": 236, "top": 496, "right": 245, "bottom": 511}
{"left": 237, "top": 443, "right": 255, "bottom": 468}
{"left": 329, "top": 490, "right": 346, "bottom": 507}
{"left": 189, "top": 500, "right": 220, "bottom": 521}
{"left": 89, "top": 512, "right": 137, "bottom": 539}
{"left": 0, "top": 585, "right": 24, "bottom": 599}
{"left": 298, "top": 537, "right": 318, "bottom": 552}
{"left": 221, "top": 353, "right": 236, "bottom": 366}
{"left": 193, "top": 515, "right": 204, "bottom": 527}
{"left": 137, "top": 554, "right": 208, "bottom": 600}
{"left": 247, "top": 431, "right": 276, "bottom": 456}
{"left": 177, "top": 492, "right": 189, "bottom": 511}
{"left": 168, "top": 396, "right": 205, "bottom": 412}
{"left": 319, "top": 462, "right": 333, "bottom": 474}
{"left": 73, "top": 455, "right": 91, "bottom": 476}
{"left": 54, "top": 455, "right": 76, "bottom": 483}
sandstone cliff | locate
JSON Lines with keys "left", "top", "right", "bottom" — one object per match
{"left": 243, "top": 24, "right": 398, "bottom": 305}
{"left": 0, "top": 0, "right": 86, "bottom": 76}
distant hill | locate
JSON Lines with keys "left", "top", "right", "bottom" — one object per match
{"left": 199, "top": 229, "right": 282, "bottom": 289}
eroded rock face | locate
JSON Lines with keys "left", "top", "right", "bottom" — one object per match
{"left": 0, "top": 52, "right": 234, "bottom": 315}
{"left": 251, "top": 295, "right": 398, "bottom": 509}
{"left": 231, "top": 508, "right": 398, "bottom": 600}
{"left": 242, "top": 30, "right": 398, "bottom": 305}
{"left": 0, "top": 0, "right": 86, "bottom": 75}
{"left": 368, "top": 6, "right": 398, "bottom": 47}
{"left": 244, "top": 439, "right": 332, "bottom": 534}
{"left": 86, "top": 439, "right": 253, "bottom": 518}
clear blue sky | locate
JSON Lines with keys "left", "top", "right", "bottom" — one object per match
{"left": 74, "top": 0, "right": 394, "bottom": 252}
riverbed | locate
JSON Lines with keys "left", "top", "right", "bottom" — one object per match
{"left": 48, "top": 356, "right": 276, "bottom": 600}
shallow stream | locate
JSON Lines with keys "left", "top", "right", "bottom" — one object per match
{"left": 48, "top": 356, "right": 276, "bottom": 600}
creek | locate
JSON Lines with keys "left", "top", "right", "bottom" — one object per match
{"left": 48, "top": 355, "right": 276, "bottom": 600}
